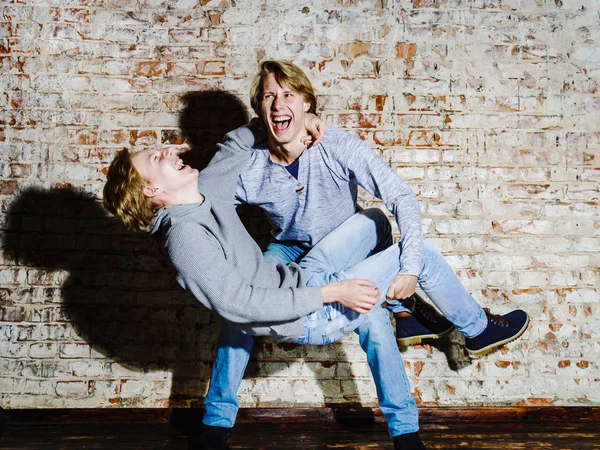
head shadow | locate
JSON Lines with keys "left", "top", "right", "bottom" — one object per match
{"left": 2, "top": 186, "right": 219, "bottom": 407}
{"left": 176, "top": 90, "right": 250, "bottom": 172}
{"left": 176, "top": 90, "right": 271, "bottom": 250}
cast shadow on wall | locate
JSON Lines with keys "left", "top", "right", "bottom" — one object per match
{"left": 1, "top": 91, "right": 377, "bottom": 435}
{"left": 3, "top": 187, "right": 212, "bottom": 408}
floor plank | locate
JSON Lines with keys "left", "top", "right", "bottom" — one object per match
{"left": 2, "top": 420, "right": 600, "bottom": 449}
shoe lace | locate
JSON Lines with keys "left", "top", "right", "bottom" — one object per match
{"left": 483, "top": 308, "right": 509, "bottom": 327}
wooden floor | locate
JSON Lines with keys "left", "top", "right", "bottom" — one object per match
{"left": 2, "top": 408, "right": 600, "bottom": 449}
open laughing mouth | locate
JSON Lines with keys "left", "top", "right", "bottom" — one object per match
{"left": 272, "top": 116, "right": 291, "bottom": 132}
{"left": 175, "top": 158, "right": 187, "bottom": 171}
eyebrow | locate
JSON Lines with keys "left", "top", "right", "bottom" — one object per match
{"left": 264, "top": 88, "right": 294, "bottom": 95}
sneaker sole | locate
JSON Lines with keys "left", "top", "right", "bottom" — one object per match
{"left": 467, "top": 314, "right": 530, "bottom": 358}
{"left": 397, "top": 325, "right": 455, "bottom": 347}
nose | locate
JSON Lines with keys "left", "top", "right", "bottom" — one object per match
{"left": 160, "top": 147, "right": 172, "bottom": 158}
{"left": 271, "top": 94, "right": 284, "bottom": 110}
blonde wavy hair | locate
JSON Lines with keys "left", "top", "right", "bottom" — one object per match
{"left": 103, "top": 148, "right": 155, "bottom": 233}
{"left": 250, "top": 60, "right": 317, "bottom": 116}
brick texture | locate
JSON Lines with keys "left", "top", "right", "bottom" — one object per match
{"left": 1, "top": 0, "right": 599, "bottom": 410}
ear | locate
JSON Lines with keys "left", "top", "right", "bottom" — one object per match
{"left": 303, "top": 101, "right": 310, "bottom": 112}
{"left": 143, "top": 185, "right": 161, "bottom": 199}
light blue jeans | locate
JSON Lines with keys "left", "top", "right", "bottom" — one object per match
{"left": 203, "top": 209, "right": 487, "bottom": 437}
{"left": 296, "top": 216, "right": 489, "bottom": 343}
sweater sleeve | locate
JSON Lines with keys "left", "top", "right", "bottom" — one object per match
{"left": 332, "top": 132, "right": 423, "bottom": 276}
{"left": 197, "top": 119, "right": 267, "bottom": 203}
{"left": 211, "top": 118, "right": 266, "bottom": 165}
{"left": 165, "top": 222, "right": 323, "bottom": 324}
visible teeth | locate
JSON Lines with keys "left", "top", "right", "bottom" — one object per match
{"left": 273, "top": 117, "right": 290, "bottom": 123}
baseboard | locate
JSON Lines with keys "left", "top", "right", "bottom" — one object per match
{"left": 4, "top": 406, "right": 600, "bottom": 425}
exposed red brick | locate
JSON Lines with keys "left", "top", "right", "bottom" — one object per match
{"left": 357, "top": 114, "right": 382, "bottom": 128}
{"left": 515, "top": 398, "right": 553, "bottom": 406}
{"left": 129, "top": 130, "right": 158, "bottom": 146}
{"left": 70, "top": 130, "right": 98, "bottom": 145}
{"left": 413, "top": 361, "right": 424, "bottom": 377}
{"left": 339, "top": 43, "right": 372, "bottom": 58}
{"left": 135, "top": 61, "right": 164, "bottom": 77}
{"left": 202, "top": 61, "right": 225, "bottom": 75}
{"left": 395, "top": 43, "right": 417, "bottom": 59}
{"left": 374, "top": 95, "right": 386, "bottom": 111}
{"left": 9, "top": 163, "right": 33, "bottom": 178}
{"left": 0, "top": 180, "right": 18, "bottom": 194}
{"left": 208, "top": 11, "right": 221, "bottom": 25}
{"left": 373, "top": 131, "right": 403, "bottom": 146}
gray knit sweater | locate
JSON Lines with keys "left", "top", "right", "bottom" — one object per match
{"left": 149, "top": 124, "right": 323, "bottom": 340}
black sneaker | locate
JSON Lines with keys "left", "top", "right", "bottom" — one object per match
{"left": 396, "top": 293, "right": 455, "bottom": 346}
{"left": 0, "top": 408, "right": 8, "bottom": 437}
{"left": 189, "top": 425, "right": 231, "bottom": 450}
{"left": 465, "top": 308, "right": 530, "bottom": 358}
{"left": 394, "top": 431, "right": 427, "bottom": 449}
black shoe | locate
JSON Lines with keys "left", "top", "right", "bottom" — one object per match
{"left": 465, "top": 308, "right": 530, "bottom": 358}
{"left": 396, "top": 293, "right": 455, "bottom": 346}
{"left": 0, "top": 409, "right": 8, "bottom": 437}
{"left": 188, "top": 425, "right": 231, "bottom": 450}
{"left": 394, "top": 431, "right": 427, "bottom": 449}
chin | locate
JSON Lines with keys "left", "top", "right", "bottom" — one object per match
{"left": 271, "top": 128, "right": 298, "bottom": 142}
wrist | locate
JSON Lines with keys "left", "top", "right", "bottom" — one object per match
{"left": 320, "top": 284, "right": 337, "bottom": 304}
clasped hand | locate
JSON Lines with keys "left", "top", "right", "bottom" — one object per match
{"left": 301, "top": 114, "right": 326, "bottom": 148}
{"left": 385, "top": 274, "right": 417, "bottom": 300}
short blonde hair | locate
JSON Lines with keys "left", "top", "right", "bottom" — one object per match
{"left": 250, "top": 60, "right": 317, "bottom": 116}
{"left": 103, "top": 148, "right": 155, "bottom": 233}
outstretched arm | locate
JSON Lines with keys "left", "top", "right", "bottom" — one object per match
{"left": 197, "top": 120, "right": 265, "bottom": 202}
{"left": 214, "top": 114, "right": 326, "bottom": 165}
{"left": 199, "top": 116, "right": 326, "bottom": 203}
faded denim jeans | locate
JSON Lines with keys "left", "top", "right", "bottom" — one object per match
{"left": 203, "top": 208, "right": 486, "bottom": 437}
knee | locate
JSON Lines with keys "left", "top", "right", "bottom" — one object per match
{"left": 419, "top": 241, "right": 443, "bottom": 283}
{"left": 422, "top": 240, "right": 432, "bottom": 254}
{"left": 421, "top": 241, "right": 441, "bottom": 265}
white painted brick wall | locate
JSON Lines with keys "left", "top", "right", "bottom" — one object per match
{"left": 0, "top": 0, "right": 598, "bottom": 410}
